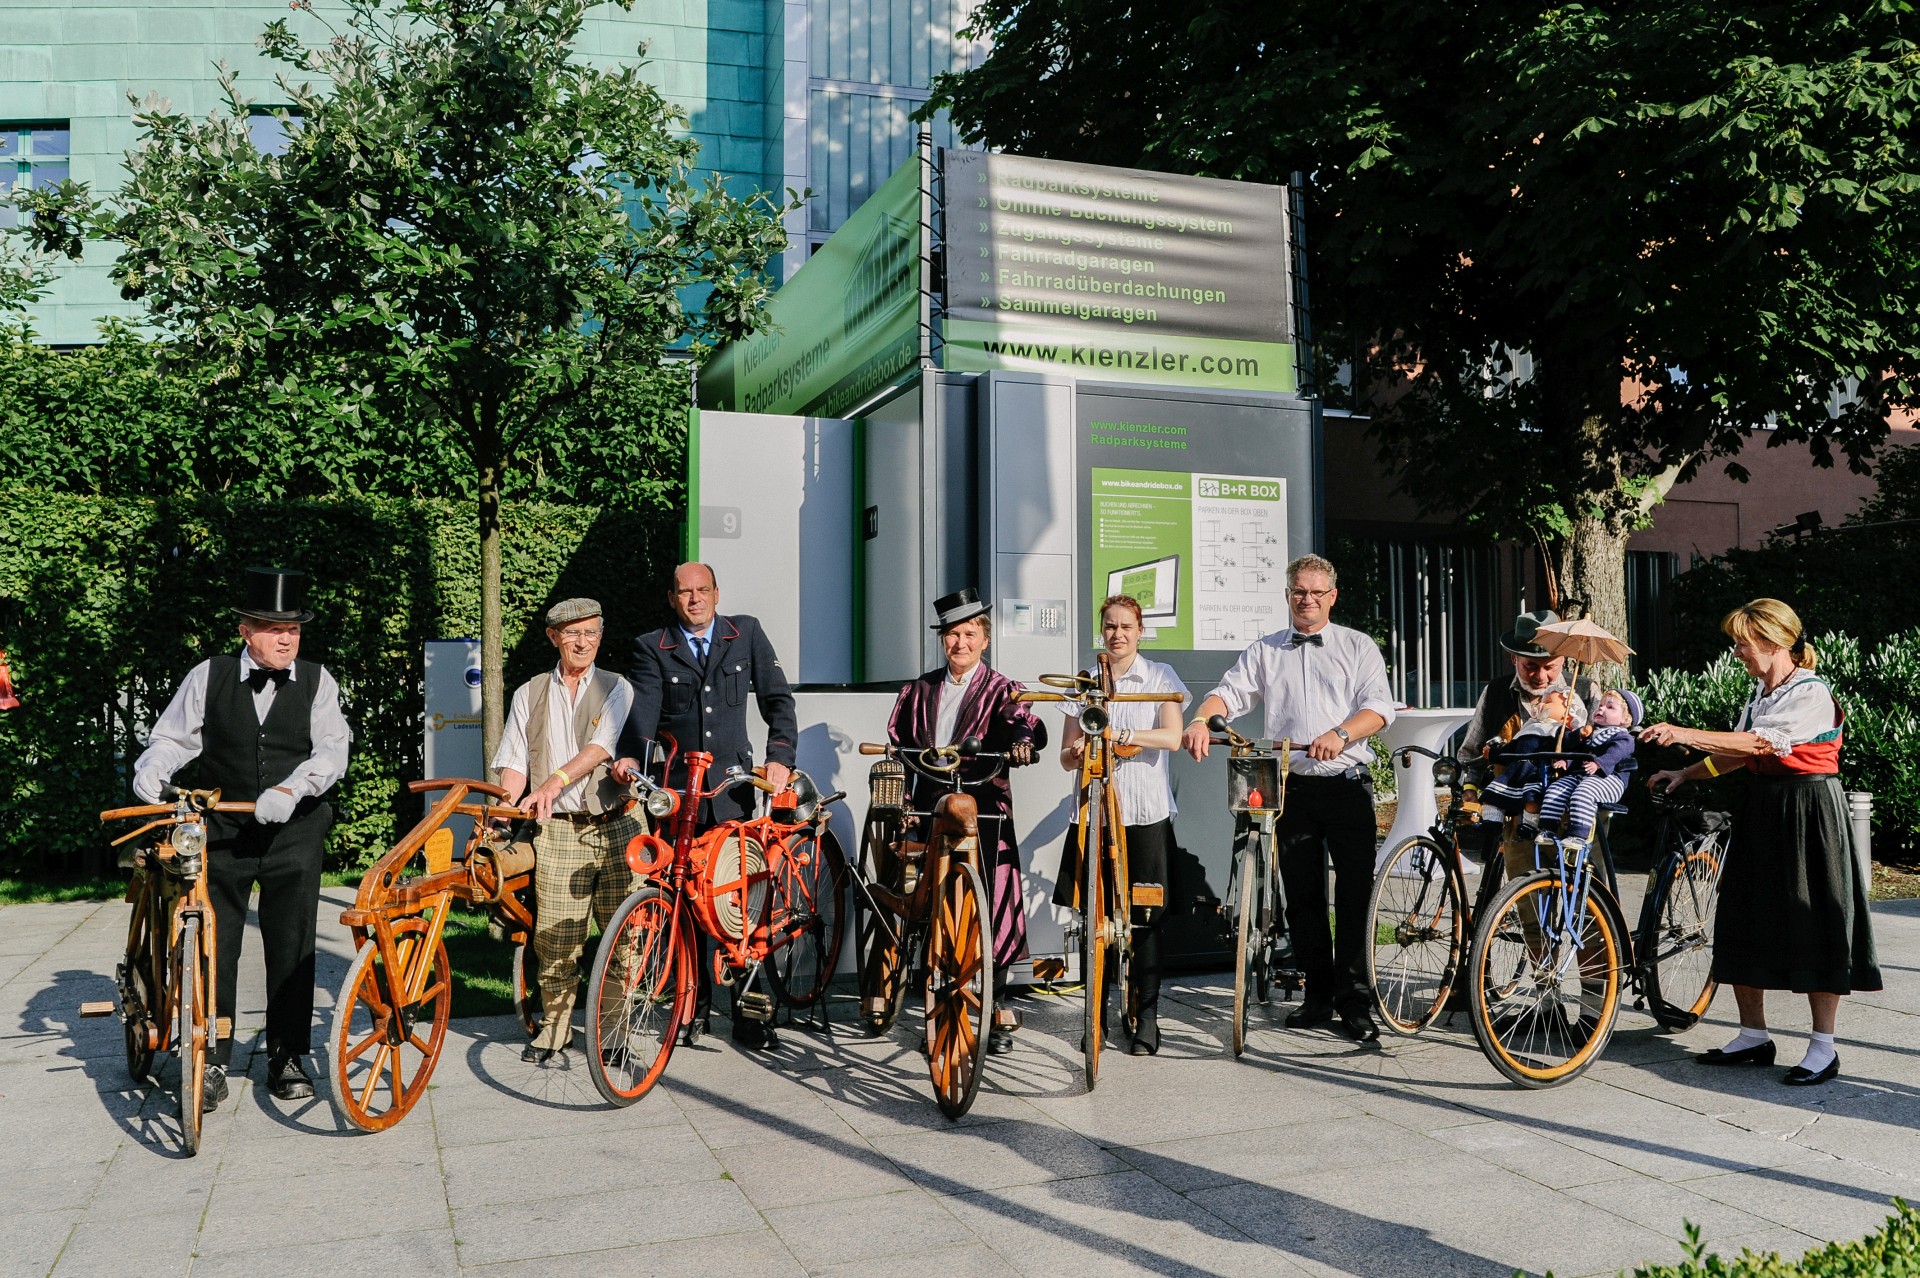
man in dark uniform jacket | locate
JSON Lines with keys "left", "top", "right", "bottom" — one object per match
{"left": 133, "top": 568, "right": 351, "bottom": 1108}
{"left": 613, "top": 560, "right": 797, "bottom": 1043}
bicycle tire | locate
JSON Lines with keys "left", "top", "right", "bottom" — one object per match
{"left": 1232, "top": 827, "right": 1260, "bottom": 1056}
{"left": 1642, "top": 832, "right": 1725, "bottom": 1029}
{"left": 855, "top": 820, "right": 911, "bottom": 1035}
{"left": 1467, "top": 872, "right": 1626, "bottom": 1088}
{"left": 767, "top": 828, "right": 850, "bottom": 1009}
{"left": 927, "top": 861, "right": 994, "bottom": 1120}
{"left": 176, "top": 915, "right": 207, "bottom": 1156}
{"left": 1368, "top": 835, "right": 1467, "bottom": 1035}
{"left": 512, "top": 940, "right": 542, "bottom": 1040}
{"left": 1082, "top": 781, "right": 1106, "bottom": 1090}
{"left": 585, "top": 887, "right": 686, "bottom": 1107}
{"left": 121, "top": 885, "right": 156, "bottom": 1082}
{"left": 1109, "top": 790, "right": 1132, "bottom": 1041}
{"left": 328, "top": 916, "right": 453, "bottom": 1132}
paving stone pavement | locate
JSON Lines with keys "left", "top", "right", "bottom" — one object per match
{"left": 4, "top": 885, "right": 1918, "bottom": 1277}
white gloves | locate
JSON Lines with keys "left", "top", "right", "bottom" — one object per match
{"left": 254, "top": 787, "right": 298, "bottom": 824}
{"left": 133, "top": 772, "right": 168, "bottom": 804}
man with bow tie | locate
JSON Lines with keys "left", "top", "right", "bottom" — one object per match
{"left": 612, "top": 561, "right": 796, "bottom": 1046}
{"left": 133, "top": 567, "right": 351, "bottom": 1108}
{"left": 1182, "top": 554, "right": 1394, "bottom": 1043}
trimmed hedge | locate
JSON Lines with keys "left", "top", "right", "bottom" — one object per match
{"left": 1611, "top": 1200, "right": 1920, "bottom": 1277}
{"left": 0, "top": 488, "right": 679, "bottom": 875}
{"left": 1637, "top": 631, "right": 1920, "bottom": 858}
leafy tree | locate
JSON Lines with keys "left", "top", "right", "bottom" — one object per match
{"left": 21, "top": 0, "right": 792, "bottom": 759}
{"left": 930, "top": 0, "right": 1920, "bottom": 676}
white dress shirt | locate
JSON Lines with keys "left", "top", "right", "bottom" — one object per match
{"left": 1071, "top": 654, "right": 1188, "bottom": 825}
{"left": 491, "top": 664, "right": 633, "bottom": 813}
{"left": 1205, "top": 623, "right": 1397, "bottom": 777}
{"left": 133, "top": 649, "right": 353, "bottom": 802}
{"left": 934, "top": 662, "right": 979, "bottom": 747}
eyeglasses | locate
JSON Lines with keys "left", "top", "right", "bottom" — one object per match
{"left": 557, "top": 627, "right": 602, "bottom": 641}
{"left": 1287, "top": 588, "right": 1333, "bottom": 602}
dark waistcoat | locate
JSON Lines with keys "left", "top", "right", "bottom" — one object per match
{"left": 193, "top": 655, "right": 322, "bottom": 802}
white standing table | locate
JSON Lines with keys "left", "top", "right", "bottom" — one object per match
{"left": 1375, "top": 708, "right": 1474, "bottom": 869}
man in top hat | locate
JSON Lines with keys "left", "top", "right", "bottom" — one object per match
{"left": 133, "top": 567, "right": 351, "bottom": 1107}
{"left": 612, "top": 561, "right": 796, "bottom": 1045}
{"left": 884, "top": 588, "right": 1047, "bottom": 1054}
{"left": 1457, "top": 608, "right": 1598, "bottom": 883}
{"left": 492, "top": 597, "right": 645, "bottom": 1064}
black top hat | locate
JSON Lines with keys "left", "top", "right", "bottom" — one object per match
{"left": 1500, "top": 608, "right": 1562, "bottom": 659}
{"left": 236, "top": 567, "right": 315, "bottom": 624}
{"left": 929, "top": 587, "right": 991, "bottom": 631}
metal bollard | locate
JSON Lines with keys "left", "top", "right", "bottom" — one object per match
{"left": 1846, "top": 791, "right": 1874, "bottom": 893}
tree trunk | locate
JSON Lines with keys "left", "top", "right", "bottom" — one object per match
{"left": 479, "top": 448, "right": 505, "bottom": 781}
{"left": 1557, "top": 511, "right": 1632, "bottom": 689}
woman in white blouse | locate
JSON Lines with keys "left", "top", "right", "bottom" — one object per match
{"left": 1054, "top": 595, "right": 1190, "bottom": 1055}
{"left": 1644, "top": 598, "right": 1881, "bottom": 1086}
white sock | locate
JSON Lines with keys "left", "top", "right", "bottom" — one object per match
{"left": 1723, "top": 1026, "right": 1771, "bottom": 1053}
{"left": 1798, "top": 1032, "right": 1837, "bottom": 1074}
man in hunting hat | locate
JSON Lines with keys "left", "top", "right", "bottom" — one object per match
{"left": 133, "top": 567, "right": 351, "bottom": 1108}
{"left": 492, "top": 596, "right": 643, "bottom": 1063}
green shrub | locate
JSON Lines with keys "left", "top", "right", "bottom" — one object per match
{"left": 1636, "top": 631, "right": 1920, "bottom": 858}
{"left": 0, "top": 488, "right": 679, "bottom": 876}
{"left": 1612, "top": 1200, "right": 1920, "bottom": 1277}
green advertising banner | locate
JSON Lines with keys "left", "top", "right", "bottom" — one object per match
{"left": 700, "top": 156, "right": 923, "bottom": 418}
{"left": 941, "top": 150, "right": 1296, "bottom": 393}
{"left": 1090, "top": 465, "right": 1289, "bottom": 651}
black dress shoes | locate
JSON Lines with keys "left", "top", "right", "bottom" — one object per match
{"left": 267, "top": 1053, "right": 315, "bottom": 1100}
{"left": 201, "top": 1064, "right": 230, "bottom": 1113}
{"left": 1339, "top": 1005, "right": 1381, "bottom": 1043}
{"left": 989, "top": 1026, "right": 1016, "bottom": 1055}
{"left": 1129, "top": 1008, "right": 1160, "bottom": 1056}
{"left": 1696, "top": 1041, "right": 1777, "bottom": 1067}
{"left": 1783, "top": 1055, "right": 1840, "bottom": 1086}
{"left": 521, "top": 1043, "right": 556, "bottom": 1065}
{"left": 1284, "top": 999, "right": 1335, "bottom": 1030}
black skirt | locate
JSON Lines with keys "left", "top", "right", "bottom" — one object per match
{"left": 1711, "top": 773, "right": 1881, "bottom": 994}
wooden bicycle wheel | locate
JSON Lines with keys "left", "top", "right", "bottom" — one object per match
{"left": 1468, "top": 873, "right": 1625, "bottom": 1088}
{"left": 586, "top": 887, "right": 686, "bottom": 1107}
{"left": 175, "top": 915, "right": 207, "bottom": 1156}
{"left": 927, "top": 861, "right": 994, "bottom": 1119}
{"left": 1367, "top": 835, "right": 1466, "bottom": 1035}
{"left": 120, "top": 886, "right": 156, "bottom": 1082}
{"left": 1081, "top": 782, "right": 1106, "bottom": 1089}
{"left": 1107, "top": 792, "right": 1131, "bottom": 1042}
{"left": 767, "top": 828, "right": 850, "bottom": 1009}
{"left": 328, "top": 916, "right": 452, "bottom": 1131}
{"left": 512, "top": 940, "right": 542, "bottom": 1039}
{"left": 1231, "top": 830, "right": 1260, "bottom": 1057}
{"left": 855, "top": 821, "right": 910, "bottom": 1035}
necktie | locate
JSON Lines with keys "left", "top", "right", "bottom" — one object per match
{"left": 1291, "top": 632, "right": 1323, "bottom": 648}
{"left": 246, "top": 667, "right": 291, "bottom": 692}
{"left": 691, "top": 635, "right": 708, "bottom": 666}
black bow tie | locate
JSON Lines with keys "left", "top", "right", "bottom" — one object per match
{"left": 1290, "top": 632, "right": 1323, "bottom": 648}
{"left": 246, "top": 667, "right": 291, "bottom": 692}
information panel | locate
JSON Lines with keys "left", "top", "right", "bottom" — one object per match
{"left": 943, "top": 150, "right": 1293, "bottom": 394}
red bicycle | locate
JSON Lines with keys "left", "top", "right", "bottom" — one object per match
{"left": 585, "top": 739, "right": 849, "bottom": 1105}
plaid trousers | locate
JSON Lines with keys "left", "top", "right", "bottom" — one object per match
{"left": 531, "top": 809, "right": 645, "bottom": 1050}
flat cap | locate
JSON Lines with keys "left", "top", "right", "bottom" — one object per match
{"left": 545, "top": 597, "right": 603, "bottom": 628}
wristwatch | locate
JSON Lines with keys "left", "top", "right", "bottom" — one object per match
{"left": 1331, "top": 726, "right": 1351, "bottom": 743}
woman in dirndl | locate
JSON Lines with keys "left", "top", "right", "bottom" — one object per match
{"left": 1643, "top": 598, "right": 1881, "bottom": 1086}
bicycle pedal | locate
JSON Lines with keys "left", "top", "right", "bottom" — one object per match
{"left": 216, "top": 1016, "right": 232, "bottom": 1039}
{"left": 1032, "top": 957, "right": 1068, "bottom": 981}
{"left": 1130, "top": 883, "right": 1165, "bottom": 908}
{"left": 737, "top": 990, "right": 776, "bottom": 1023}
{"left": 78, "top": 1001, "right": 115, "bottom": 1018}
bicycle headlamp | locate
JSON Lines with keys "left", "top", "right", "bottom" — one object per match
{"left": 1431, "top": 758, "right": 1460, "bottom": 789}
{"left": 644, "top": 787, "right": 679, "bottom": 820}
{"left": 172, "top": 820, "right": 206, "bottom": 858}
{"left": 1078, "top": 705, "right": 1109, "bottom": 736}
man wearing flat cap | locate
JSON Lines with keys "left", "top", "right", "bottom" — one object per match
{"left": 133, "top": 567, "right": 351, "bottom": 1107}
{"left": 1457, "top": 608, "right": 1597, "bottom": 883}
{"left": 492, "top": 597, "right": 643, "bottom": 1064}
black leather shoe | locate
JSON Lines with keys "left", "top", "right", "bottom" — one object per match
{"left": 1339, "top": 1005, "right": 1380, "bottom": 1043}
{"left": 989, "top": 1026, "right": 1016, "bottom": 1055}
{"left": 200, "top": 1064, "right": 229, "bottom": 1113}
{"left": 521, "top": 1043, "right": 556, "bottom": 1065}
{"left": 730, "top": 1019, "right": 777, "bottom": 1050}
{"left": 1783, "top": 1055, "right": 1839, "bottom": 1086}
{"left": 1285, "top": 999, "right": 1335, "bottom": 1030}
{"left": 1696, "top": 1041, "right": 1777, "bottom": 1067}
{"left": 1129, "top": 1009, "right": 1160, "bottom": 1056}
{"left": 267, "top": 1053, "right": 315, "bottom": 1101}
{"left": 680, "top": 1015, "right": 710, "bottom": 1047}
